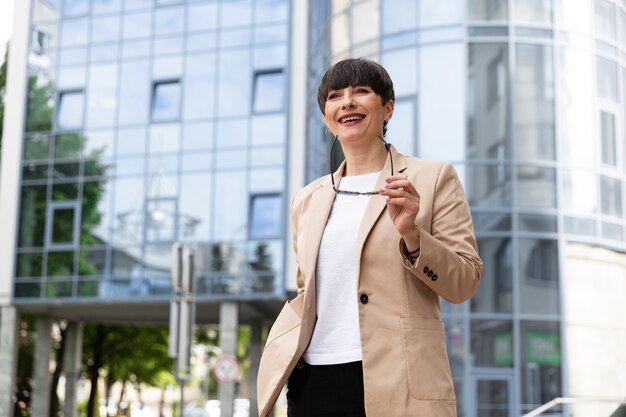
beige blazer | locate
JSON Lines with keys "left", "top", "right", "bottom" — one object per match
{"left": 257, "top": 146, "right": 482, "bottom": 417}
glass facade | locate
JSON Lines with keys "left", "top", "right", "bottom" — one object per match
{"left": 307, "top": 0, "right": 626, "bottom": 416}
{"left": 16, "top": 0, "right": 291, "bottom": 301}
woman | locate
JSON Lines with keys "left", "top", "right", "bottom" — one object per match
{"left": 257, "top": 58, "right": 482, "bottom": 417}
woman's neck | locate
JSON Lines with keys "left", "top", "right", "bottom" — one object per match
{"left": 342, "top": 139, "right": 388, "bottom": 176}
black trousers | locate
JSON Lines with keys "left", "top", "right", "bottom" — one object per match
{"left": 287, "top": 360, "right": 366, "bottom": 417}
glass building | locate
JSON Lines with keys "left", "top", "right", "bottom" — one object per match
{"left": 1, "top": 0, "right": 626, "bottom": 416}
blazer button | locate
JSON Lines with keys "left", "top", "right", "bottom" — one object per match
{"left": 423, "top": 266, "right": 429, "bottom": 274}
{"left": 360, "top": 294, "right": 369, "bottom": 304}
{"left": 427, "top": 270, "right": 433, "bottom": 277}
{"left": 431, "top": 274, "right": 438, "bottom": 281}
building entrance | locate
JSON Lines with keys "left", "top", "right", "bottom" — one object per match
{"left": 471, "top": 372, "right": 514, "bottom": 417}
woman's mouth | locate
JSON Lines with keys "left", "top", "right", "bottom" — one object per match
{"left": 339, "top": 113, "right": 366, "bottom": 126}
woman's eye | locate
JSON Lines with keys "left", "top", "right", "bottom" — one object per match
{"left": 355, "top": 87, "right": 370, "bottom": 94}
{"left": 328, "top": 92, "right": 339, "bottom": 100}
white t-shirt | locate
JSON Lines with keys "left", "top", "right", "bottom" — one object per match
{"left": 302, "top": 171, "right": 381, "bottom": 365}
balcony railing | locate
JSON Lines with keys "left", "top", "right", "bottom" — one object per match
{"left": 522, "top": 397, "right": 626, "bottom": 417}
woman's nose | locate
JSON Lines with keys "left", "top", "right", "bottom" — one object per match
{"left": 341, "top": 94, "right": 356, "bottom": 109}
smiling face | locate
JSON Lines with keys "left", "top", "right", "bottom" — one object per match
{"left": 324, "top": 85, "right": 394, "bottom": 144}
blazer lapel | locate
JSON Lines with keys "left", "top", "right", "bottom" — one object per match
{"left": 355, "top": 146, "right": 407, "bottom": 285}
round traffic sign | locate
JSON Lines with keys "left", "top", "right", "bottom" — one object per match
{"left": 213, "top": 355, "right": 240, "bottom": 384}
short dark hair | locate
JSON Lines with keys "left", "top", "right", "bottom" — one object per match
{"left": 317, "top": 58, "right": 395, "bottom": 114}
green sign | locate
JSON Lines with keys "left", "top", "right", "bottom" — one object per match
{"left": 494, "top": 331, "right": 513, "bottom": 366}
{"left": 527, "top": 331, "right": 560, "bottom": 366}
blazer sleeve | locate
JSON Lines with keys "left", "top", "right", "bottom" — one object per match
{"left": 400, "top": 162, "right": 482, "bottom": 304}
{"left": 290, "top": 193, "right": 306, "bottom": 295}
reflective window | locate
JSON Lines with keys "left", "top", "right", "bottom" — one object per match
{"left": 155, "top": 6, "right": 184, "bottom": 36}
{"left": 218, "top": 50, "right": 252, "bottom": 117}
{"left": 517, "top": 166, "right": 556, "bottom": 209}
{"left": 600, "top": 111, "right": 617, "bottom": 166}
{"left": 468, "top": 0, "right": 508, "bottom": 20}
{"left": 87, "top": 64, "right": 119, "bottom": 128}
{"left": 220, "top": 0, "right": 253, "bottom": 28}
{"left": 247, "top": 240, "right": 281, "bottom": 293}
{"left": 183, "top": 122, "right": 214, "bottom": 151}
{"left": 145, "top": 198, "right": 177, "bottom": 243}
{"left": 472, "top": 212, "right": 511, "bottom": 231}
{"left": 83, "top": 130, "right": 114, "bottom": 161}
{"left": 117, "top": 128, "right": 147, "bottom": 156}
{"left": 151, "top": 81, "right": 182, "bottom": 122}
{"left": 184, "top": 53, "right": 217, "bottom": 121}
{"left": 468, "top": 44, "right": 510, "bottom": 160}
{"left": 112, "top": 178, "right": 145, "bottom": 246}
{"left": 251, "top": 114, "right": 286, "bottom": 146}
{"left": 250, "top": 168, "right": 284, "bottom": 193}
{"left": 382, "top": 48, "right": 417, "bottom": 96}
{"left": 23, "top": 134, "right": 50, "bottom": 161}
{"left": 61, "top": 18, "right": 89, "bottom": 47}
{"left": 149, "top": 123, "right": 180, "bottom": 154}
{"left": 16, "top": 252, "right": 43, "bottom": 278}
{"left": 556, "top": 0, "right": 592, "bottom": 33}
{"left": 81, "top": 179, "right": 111, "bottom": 244}
{"left": 93, "top": 0, "right": 121, "bottom": 14}
{"left": 471, "top": 238, "right": 513, "bottom": 313}
{"left": 78, "top": 248, "right": 108, "bottom": 277}
{"left": 519, "top": 214, "right": 557, "bottom": 233}
{"left": 153, "top": 56, "right": 183, "bottom": 81}
{"left": 217, "top": 119, "right": 248, "bottom": 148}
{"left": 254, "top": 45, "right": 287, "bottom": 69}
{"left": 57, "top": 91, "right": 85, "bottom": 130}
{"left": 91, "top": 16, "right": 121, "bottom": 44}
{"left": 213, "top": 171, "right": 247, "bottom": 241}
{"left": 123, "top": 11, "right": 152, "bottom": 40}
{"left": 515, "top": 44, "right": 555, "bottom": 161}
{"left": 515, "top": 0, "right": 552, "bottom": 23}
{"left": 124, "top": 0, "right": 153, "bottom": 11}
{"left": 520, "top": 321, "right": 562, "bottom": 414}
{"left": 249, "top": 194, "right": 282, "bottom": 239}
{"left": 519, "top": 239, "right": 559, "bottom": 315}
{"left": 558, "top": 48, "right": 594, "bottom": 167}
{"left": 180, "top": 173, "right": 212, "bottom": 240}
{"left": 351, "top": 1, "right": 378, "bottom": 45}
{"left": 119, "top": 60, "right": 151, "bottom": 126}
{"left": 600, "top": 175, "right": 622, "bottom": 216}
{"left": 253, "top": 70, "right": 285, "bottom": 113}
{"left": 471, "top": 320, "right": 514, "bottom": 367}
{"left": 54, "top": 133, "right": 81, "bottom": 160}
{"left": 188, "top": 3, "right": 218, "bottom": 31}
{"left": 595, "top": 0, "right": 616, "bottom": 40}
{"left": 254, "top": 25, "right": 288, "bottom": 44}
{"left": 48, "top": 203, "right": 78, "bottom": 246}
{"left": 64, "top": 0, "right": 89, "bottom": 17}
{"left": 388, "top": 97, "right": 416, "bottom": 156}
{"left": 467, "top": 164, "right": 512, "bottom": 207}
{"left": 46, "top": 251, "right": 75, "bottom": 277}
{"left": 256, "top": 0, "right": 289, "bottom": 24}
{"left": 597, "top": 57, "right": 618, "bottom": 102}
{"left": 19, "top": 185, "right": 47, "bottom": 248}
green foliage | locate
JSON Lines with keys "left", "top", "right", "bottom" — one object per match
{"left": 14, "top": 314, "right": 36, "bottom": 417}
{"left": 25, "top": 72, "right": 53, "bottom": 132}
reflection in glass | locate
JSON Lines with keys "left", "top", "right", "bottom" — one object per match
{"left": 119, "top": 60, "right": 151, "bottom": 126}
{"left": 519, "top": 239, "right": 559, "bottom": 314}
{"left": 64, "top": 0, "right": 89, "bottom": 16}
{"left": 50, "top": 206, "right": 77, "bottom": 245}
{"left": 256, "top": 0, "right": 289, "bottom": 24}
{"left": 219, "top": 50, "right": 252, "bottom": 117}
{"left": 600, "top": 111, "right": 617, "bottom": 166}
{"left": 154, "top": 7, "right": 185, "bottom": 36}
{"left": 564, "top": 216, "right": 595, "bottom": 236}
{"left": 600, "top": 176, "right": 622, "bottom": 217}
{"left": 117, "top": 128, "right": 146, "bottom": 156}
{"left": 476, "top": 379, "right": 510, "bottom": 417}
{"left": 517, "top": 166, "right": 556, "bottom": 209}
{"left": 47, "top": 251, "right": 75, "bottom": 276}
{"left": 183, "top": 122, "right": 214, "bottom": 151}
{"left": 93, "top": 0, "right": 121, "bottom": 14}
{"left": 15, "top": 282, "right": 41, "bottom": 298}
{"left": 19, "top": 185, "right": 47, "bottom": 247}
{"left": 468, "top": 44, "right": 509, "bottom": 160}
{"left": 180, "top": 174, "right": 211, "bottom": 240}
{"left": 152, "top": 81, "right": 181, "bottom": 122}
{"left": 113, "top": 178, "right": 145, "bottom": 246}
{"left": 468, "top": 0, "right": 508, "bottom": 20}
{"left": 87, "top": 64, "right": 119, "bottom": 128}
{"left": 515, "top": 44, "right": 555, "bottom": 161}
{"left": 249, "top": 194, "right": 282, "bottom": 239}
{"left": 146, "top": 198, "right": 177, "bottom": 242}
{"left": 111, "top": 246, "right": 142, "bottom": 277}
{"left": 254, "top": 25, "right": 288, "bottom": 44}
{"left": 91, "top": 16, "right": 121, "bottom": 44}
{"left": 558, "top": 48, "right": 594, "bottom": 166}
{"left": 188, "top": 3, "right": 218, "bottom": 31}
{"left": 382, "top": 48, "right": 417, "bottom": 96}
{"left": 515, "top": 0, "right": 552, "bottom": 23}
{"left": 57, "top": 91, "right": 85, "bottom": 130}
{"left": 61, "top": 18, "right": 89, "bottom": 47}
{"left": 556, "top": 0, "right": 592, "bottom": 33}
{"left": 472, "top": 238, "right": 512, "bottom": 313}
{"left": 24, "top": 134, "right": 50, "bottom": 160}
{"left": 214, "top": 172, "right": 247, "bottom": 241}
{"left": 595, "top": 0, "right": 616, "bottom": 40}
{"left": 247, "top": 240, "right": 282, "bottom": 293}
{"left": 217, "top": 119, "right": 248, "bottom": 148}
{"left": 251, "top": 114, "right": 286, "bottom": 146}
{"left": 472, "top": 212, "right": 511, "bottom": 231}
{"left": 149, "top": 123, "right": 180, "bottom": 154}
{"left": 249, "top": 168, "right": 284, "bottom": 193}
{"left": 78, "top": 248, "right": 108, "bottom": 276}
{"left": 471, "top": 320, "right": 514, "bottom": 367}
{"left": 519, "top": 214, "right": 557, "bottom": 233}
{"left": 467, "top": 164, "right": 511, "bottom": 207}
{"left": 221, "top": 0, "right": 253, "bottom": 28}
{"left": 388, "top": 98, "right": 416, "bottom": 156}
{"left": 251, "top": 147, "right": 284, "bottom": 168}
{"left": 253, "top": 70, "right": 285, "bottom": 113}
{"left": 16, "top": 252, "right": 43, "bottom": 278}
{"left": 254, "top": 45, "right": 287, "bottom": 69}
{"left": 382, "top": 0, "right": 417, "bottom": 34}
{"left": 45, "top": 281, "right": 74, "bottom": 298}
{"left": 597, "top": 57, "right": 618, "bottom": 102}
{"left": 153, "top": 56, "right": 183, "bottom": 80}
{"left": 521, "top": 321, "right": 562, "bottom": 414}
{"left": 82, "top": 179, "right": 111, "bottom": 244}
{"left": 184, "top": 53, "right": 217, "bottom": 120}
{"left": 123, "top": 11, "right": 152, "bottom": 40}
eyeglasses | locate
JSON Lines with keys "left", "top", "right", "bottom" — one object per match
{"left": 330, "top": 134, "right": 394, "bottom": 196}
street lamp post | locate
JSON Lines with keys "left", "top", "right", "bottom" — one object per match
{"left": 169, "top": 242, "right": 195, "bottom": 417}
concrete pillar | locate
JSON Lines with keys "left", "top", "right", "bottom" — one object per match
{"left": 248, "top": 322, "right": 262, "bottom": 417}
{"left": 0, "top": 306, "right": 20, "bottom": 417}
{"left": 63, "top": 322, "right": 83, "bottom": 417}
{"left": 218, "top": 302, "right": 239, "bottom": 417}
{"left": 31, "top": 317, "right": 52, "bottom": 417}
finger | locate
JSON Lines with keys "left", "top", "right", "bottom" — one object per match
{"left": 385, "top": 177, "right": 420, "bottom": 196}
{"left": 380, "top": 188, "right": 419, "bottom": 202}
{"left": 385, "top": 196, "right": 420, "bottom": 210}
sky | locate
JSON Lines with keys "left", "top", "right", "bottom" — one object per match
{"left": 0, "top": 0, "right": 15, "bottom": 63}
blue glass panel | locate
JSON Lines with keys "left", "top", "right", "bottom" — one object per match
{"left": 253, "top": 71, "right": 285, "bottom": 113}
{"left": 249, "top": 194, "right": 281, "bottom": 239}
{"left": 152, "top": 82, "right": 182, "bottom": 122}
{"left": 57, "top": 91, "right": 85, "bottom": 130}
{"left": 61, "top": 18, "right": 89, "bottom": 47}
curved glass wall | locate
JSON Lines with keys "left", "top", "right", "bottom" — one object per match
{"left": 15, "top": 0, "right": 291, "bottom": 301}
{"left": 308, "top": 0, "right": 626, "bottom": 415}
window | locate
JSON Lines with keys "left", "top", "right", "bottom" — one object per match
{"left": 249, "top": 194, "right": 282, "bottom": 239}
{"left": 600, "top": 175, "right": 622, "bottom": 216}
{"left": 252, "top": 70, "right": 285, "bottom": 113}
{"left": 525, "top": 240, "right": 558, "bottom": 283}
{"left": 46, "top": 201, "right": 80, "bottom": 247}
{"left": 31, "top": 28, "right": 49, "bottom": 55}
{"left": 151, "top": 80, "right": 181, "bottom": 122}
{"left": 601, "top": 111, "right": 617, "bottom": 166}
{"left": 487, "top": 53, "right": 506, "bottom": 108}
{"left": 57, "top": 91, "right": 85, "bottom": 130}
{"left": 597, "top": 57, "right": 618, "bottom": 102}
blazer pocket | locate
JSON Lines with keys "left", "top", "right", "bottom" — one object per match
{"left": 400, "top": 317, "right": 456, "bottom": 401}
{"left": 264, "top": 293, "right": 304, "bottom": 349}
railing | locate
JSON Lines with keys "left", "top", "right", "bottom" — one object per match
{"left": 522, "top": 397, "right": 626, "bottom": 417}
